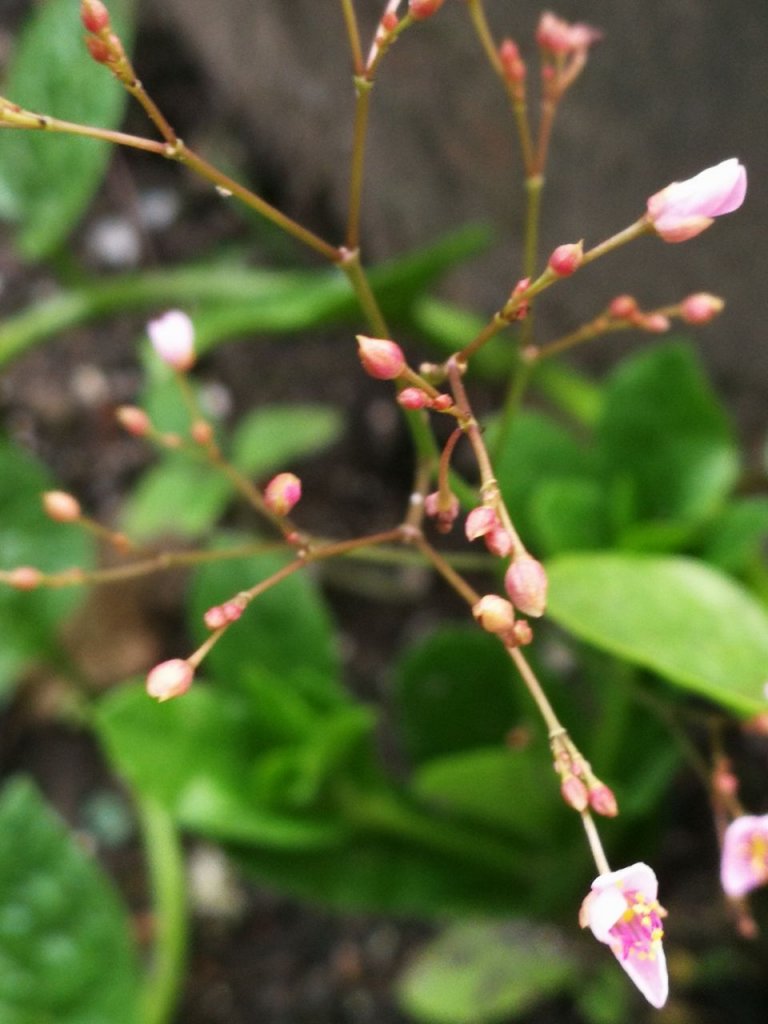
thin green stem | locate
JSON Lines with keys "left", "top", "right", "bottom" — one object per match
{"left": 137, "top": 797, "right": 188, "bottom": 1024}
{"left": 339, "top": 0, "right": 365, "bottom": 74}
{"left": 346, "top": 78, "right": 373, "bottom": 250}
{"left": 580, "top": 811, "right": 611, "bottom": 876}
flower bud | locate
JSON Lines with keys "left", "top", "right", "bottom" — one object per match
{"left": 85, "top": 35, "right": 111, "bottom": 63}
{"left": 398, "top": 387, "right": 429, "bottom": 410}
{"left": 548, "top": 241, "right": 584, "bottom": 277}
{"left": 561, "top": 774, "right": 589, "bottom": 812}
{"left": 191, "top": 420, "right": 214, "bottom": 445}
{"left": 512, "top": 619, "right": 533, "bottom": 646}
{"left": 608, "top": 294, "right": 638, "bottom": 320}
{"left": 680, "top": 292, "right": 725, "bottom": 325}
{"left": 263, "top": 472, "right": 302, "bottom": 517}
{"left": 504, "top": 554, "right": 548, "bottom": 617}
{"left": 146, "top": 658, "right": 194, "bottom": 702}
{"left": 465, "top": 506, "right": 500, "bottom": 542}
{"left": 429, "top": 394, "right": 454, "bottom": 412}
{"left": 116, "top": 405, "right": 151, "bottom": 437}
{"left": 472, "top": 594, "right": 515, "bottom": 635}
{"left": 204, "top": 599, "right": 245, "bottom": 631}
{"left": 499, "top": 39, "right": 526, "bottom": 86}
{"left": 484, "top": 527, "right": 513, "bottom": 558}
{"left": 588, "top": 783, "right": 619, "bottom": 818}
{"left": 42, "top": 490, "right": 82, "bottom": 523}
{"left": 81, "top": 0, "right": 110, "bottom": 33}
{"left": 641, "top": 313, "right": 671, "bottom": 334}
{"left": 8, "top": 566, "right": 43, "bottom": 590}
{"left": 424, "top": 490, "right": 459, "bottom": 533}
{"left": 147, "top": 310, "right": 196, "bottom": 371}
{"left": 409, "top": 0, "right": 445, "bottom": 19}
{"left": 356, "top": 336, "right": 406, "bottom": 380}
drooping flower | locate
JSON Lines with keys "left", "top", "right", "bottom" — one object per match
{"left": 721, "top": 814, "right": 768, "bottom": 898}
{"left": 580, "top": 862, "right": 668, "bottom": 1008}
{"left": 646, "top": 158, "right": 747, "bottom": 243}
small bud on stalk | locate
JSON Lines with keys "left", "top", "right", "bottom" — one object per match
{"left": 548, "top": 241, "right": 584, "bottom": 277}
{"left": 146, "top": 658, "right": 194, "bottom": 701}
{"left": 398, "top": 387, "right": 429, "bottom": 410}
{"left": 498, "top": 39, "right": 526, "bottom": 92}
{"left": 409, "top": 0, "right": 445, "bottom": 20}
{"left": 608, "top": 294, "right": 638, "bottom": 320}
{"left": 204, "top": 599, "right": 245, "bottom": 631}
{"left": 465, "top": 506, "right": 500, "bottom": 542}
{"left": 472, "top": 594, "right": 516, "bottom": 636}
{"left": 429, "top": 394, "right": 454, "bottom": 412}
{"left": 680, "top": 292, "right": 724, "bottom": 324}
{"left": 485, "top": 527, "right": 513, "bottom": 558}
{"left": 147, "top": 310, "right": 196, "bottom": 371}
{"left": 504, "top": 554, "right": 548, "bottom": 617}
{"left": 42, "top": 490, "right": 82, "bottom": 523}
{"left": 424, "top": 490, "right": 459, "bottom": 533}
{"left": 640, "top": 313, "right": 671, "bottom": 334}
{"left": 263, "top": 472, "right": 302, "bottom": 517}
{"left": 356, "top": 336, "right": 406, "bottom": 380}
{"left": 116, "top": 405, "right": 151, "bottom": 437}
{"left": 588, "top": 783, "right": 619, "bottom": 817}
{"left": 85, "top": 35, "right": 111, "bottom": 64}
{"left": 8, "top": 566, "right": 43, "bottom": 590}
{"left": 561, "top": 774, "right": 589, "bottom": 812}
{"left": 81, "top": 0, "right": 110, "bottom": 34}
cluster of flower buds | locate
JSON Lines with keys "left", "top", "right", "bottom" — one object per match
{"left": 646, "top": 158, "right": 747, "bottom": 243}
{"left": 147, "top": 310, "right": 196, "bottom": 372}
{"left": 464, "top": 505, "right": 512, "bottom": 558}
{"left": 606, "top": 295, "right": 670, "bottom": 334}
{"left": 498, "top": 39, "right": 526, "bottom": 101}
{"left": 397, "top": 388, "right": 452, "bottom": 412}
{"left": 263, "top": 472, "right": 302, "bottom": 517}
{"left": 80, "top": 0, "right": 131, "bottom": 79}
{"left": 536, "top": 12, "right": 601, "bottom": 98}
{"left": 204, "top": 597, "right": 246, "bottom": 631}
{"left": 552, "top": 732, "right": 618, "bottom": 818}
{"left": 424, "top": 490, "right": 459, "bottom": 534}
{"left": 472, "top": 594, "right": 532, "bottom": 647}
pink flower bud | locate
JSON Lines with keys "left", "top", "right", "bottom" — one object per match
{"left": 536, "top": 12, "right": 601, "bottom": 55}
{"left": 504, "top": 554, "right": 548, "bottom": 617}
{"left": 465, "top": 506, "right": 500, "bottom": 542}
{"left": 499, "top": 39, "right": 526, "bottom": 86}
{"left": 472, "top": 594, "right": 516, "bottom": 635}
{"left": 85, "top": 35, "right": 111, "bottom": 63}
{"left": 548, "top": 241, "right": 584, "bottom": 277}
{"left": 146, "top": 658, "right": 194, "bottom": 702}
{"left": 561, "top": 774, "right": 589, "bottom": 812}
{"left": 589, "top": 783, "right": 619, "bottom": 818}
{"left": 191, "top": 420, "right": 214, "bottom": 445}
{"left": 204, "top": 599, "right": 245, "bottom": 630}
{"left": 429, "top": 394, "right": 454, "bottom": 412}
{"left": 42, "top": 490, "right": 82, "bottom": 523}
{"left": 640, "top": 313, "right": 671, "bottom": 334}
{"left": 512, "top": 619, "right": 533, "bottom": 646}
{"left": 680, "top": 292, "right": 725, "bottom": 325}
{"left": 356, "top": 336, "right": 406, "bottom": 380}
{"left": 409, "top": 0, "right": 445, "bottom": 18}
{"left": 424, "top": 490, "right": 459, "bottom": 533}
{"left": 263, "top": 472, "right": 302, "bottom": 516}
{"left": 608, "top": 294, "right": 638, "bottom": 320}
{"left": 116, "top": 405, "right": 151, "bottom": 437}
{"left": 147, "top": 310, "right": 196, "bottom": 371}
{"left": 8, "top": 566, "right": 43, "bottom": 590}
{"left": 646, "top": 158, "right": 747, "bottom": 243}
{"left": 81, "top": 0, "right": 110, "bottom": 33}
{"left": 484, "top": 527, "right": 513, "bottom": 558}
{"left": 398, "top": 387, "right": 429, "bottom": 410}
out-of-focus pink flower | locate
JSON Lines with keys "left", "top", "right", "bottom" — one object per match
{"left": 646, "top": 158, "right": 747, "bottom": 243}
{"left": 721, "top": 814, "right": 768, "bottom": 898}
{"left": 147, "top": 310, "right": 196, "bottom": 370}
{"left": 146, "top": 658, "right": 194, "bottom": 701}
{"left": 536, "top": 12, "right": 601, "bottom": 55}
{"left": 580, "top": 862, "right": 668, "bottom": 1008}
{"left": 680, "top": 293, "right": 725, "bottom": 325}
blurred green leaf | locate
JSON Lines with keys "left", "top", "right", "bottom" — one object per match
{"left": 528, "top": 477, "right": 609, "bottom": 555}
{"left": 393, "top": 627, "right": 520, "bottom": 764}
{"left": 398, "top": 919, "right": 578, "bottom": 1024}
{"left": 702, "top": 497, "right": 768, "bottom": 576}
{"left": 121, "top": 458, "right": 231, "bottom": 541}
{"left": 0, "top": 0, "right": 133, "bottom": 260}
{"left": 0, "top": 439, "right": 93, "bottom": 695}
{"left": 0, "top": 777, "right": 138, "bottom": 1024}
{"left": 231, "top": 404, "right": 343, "bottom": 479}
{"left": 597, "top": 342, "right": 739, "bottom": 525}
{"left": 547, "top": 553, "right": 768, "bottom": 716}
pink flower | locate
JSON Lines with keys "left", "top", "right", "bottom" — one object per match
{"left": 147, "top": 310, "right": 196, "bottom": 370}
{"left": 580, "top": 862, "right": 668, "bottom": 1008}
{"left": 146, "top": 658, "right": 194, "bottom": 701}
{"left": 721, "top": 814, "right": 768, "bottom": 898}
{"left": 646, "top": 158, "right": 746, "bottom": 243}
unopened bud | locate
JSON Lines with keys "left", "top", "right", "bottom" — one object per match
{"left": 8, "top": 566, "right": 43, "bottom": 590}
{"left": 465, "top": 506, "right": 500, "bottom": 542}
{"left": 429, "top": 394, "right": 454, "bottom": 412}
{"left": 264, "top": 472, "right": 302, "bottom": 516}
{"left": 42, "top": 490, "right": 81, "bottom": 523}
{"left": 85, "top": 35, "right": 111, "bottom": 63}
{"left": 424, "top": 490, "right": 460, "bottom": 533}
{"left": 204, "top": 599, "right": 245, "bottom": 631}
{"left": 398, "top": 387, "right": 429, "bottom": 410}
{"left": 548, "top": 241, "right": 584, "bottom": 277}
{"left": 680, "top": 292, "right": 725, "bottom": 325}
{"left": 116, "top": 405, "right": 151, "bottom": 437}
{"left": 191, "top": 420, "right": 214, "bottom": 445}
{"left": 146, "top": 658, "right": 194, "bottom": 702}
{"left": 357, "top": 336, "right": 406, "bottom": 380}
{"left": 472, "top": 594, "right": 516, "bottom": 635}
{"left": 641, "top": 313, "right": 671, "bottom": 334}
{"left": 561, "top": 774, "right": 589, "bottom": 812}
{"left": 504, "top": 554, "right": 548, "bottom": 617}
{"left": 484, "top": 527, "right": 513, "bottom": 558}
{"left": 499, "top": 39, "right": 526, "bottom": 85}
{"left": 81, "top": 0, "right": 110, "bottom": 33}
{"left": 147, "top": 310, "right": 196, "bottom": 371}
{"left": 409, "top": 0, "right": 445, "bottom": 19}
{"left": 512, "top": 619, "right": 533, "bottom": 646}
{"left": 608, "top": 294, "right": 638, "bottom": 320}
{"left": 588, "top": 783, "right": 619, "bottom": 817}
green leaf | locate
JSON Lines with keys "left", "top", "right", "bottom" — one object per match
{"left": 188, "top": 546, "right": 341, "bottom": 693}
{"left": 528, "top": 477, "right": 609, "bottom": 555}
{"left": 547, "top": 553, "right": 768, "bottom": 715}
{"left": 597, "top": 342, "right": 739, "bottom": 525}
{"left": 231, "top": 404, "right": 343, "bottom": 480}
{"left": 393, "top": 628, "right": 520, "bottom": 764}
{"left": 121, "top": 457, "right": 232, "bottom": 541}
{"left": 0, "top": 0, "right": 133, "bottom": 260}
{"left": 397, "top": 920, "right": 578, "bottom": 1024}
{"left": 0, "top": 440, "right": 93, "bottom": 695}
{"left": 0, "top": 777, "right": 138, "bottom": 1024}
{"left": 702, "top": 497, "right": 768, "bottom": 575}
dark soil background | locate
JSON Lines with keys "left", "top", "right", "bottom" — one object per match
{"left": 0, "top": 1, "right": 766, "bottom": 1022}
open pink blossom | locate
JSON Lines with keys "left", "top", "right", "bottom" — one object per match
{"left": 580, "top": 862, "right": 668, "bottom": 1008}
{"left": 721, "top": 814, "right": 768, "bottom": 898}
{"left": 647, "top": 158, "right": 746, "bottom": 243}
